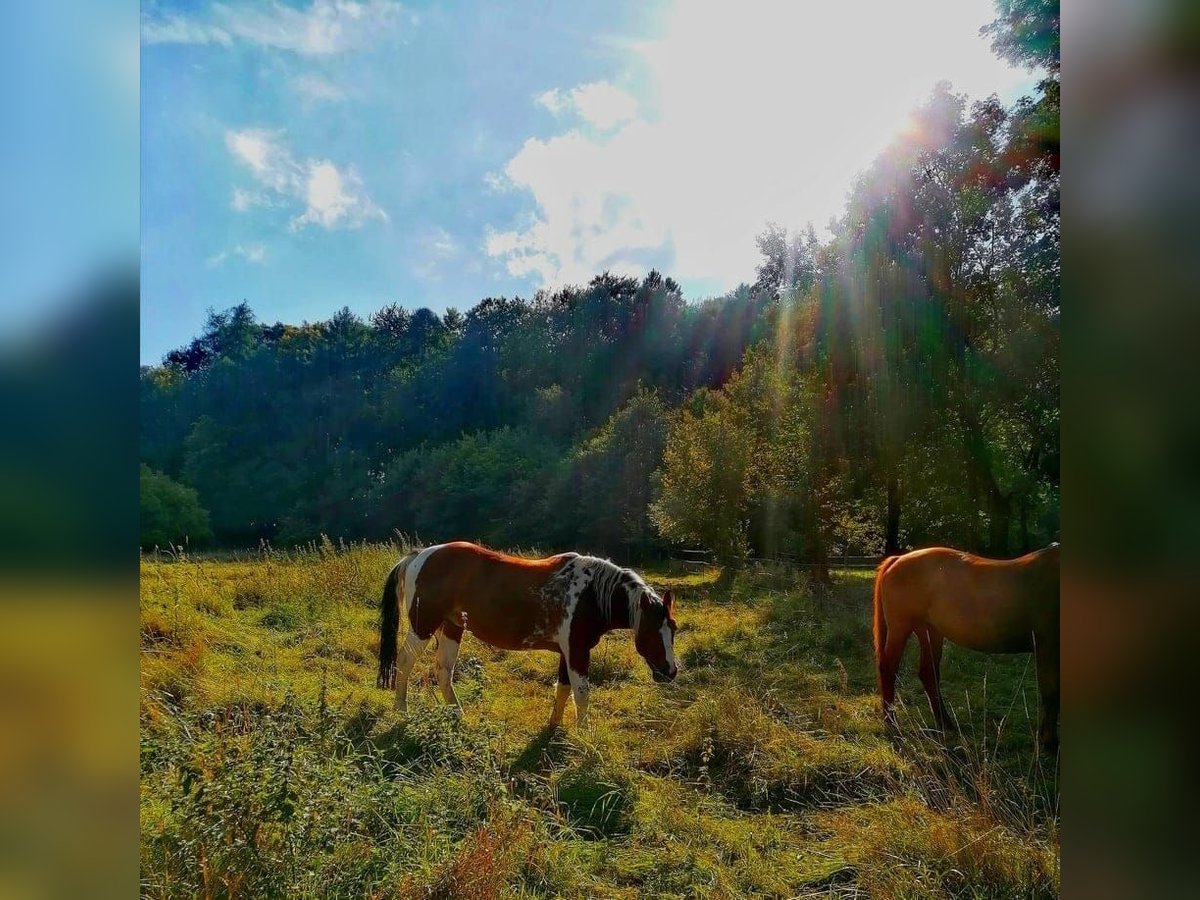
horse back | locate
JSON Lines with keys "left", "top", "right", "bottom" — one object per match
{"left": 409, "top": 542, "right": 576, "bottom": 649}
{"left": 882, "top": 545, "right": 1058, "bottom": 653}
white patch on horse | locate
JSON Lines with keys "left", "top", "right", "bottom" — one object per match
{"left": 405, "top": 543, "right": 446, "bottom": 620}
{"left": 660, "top": 621, "right": 676, "bottom": 670}
{"left": 434, "top": 632, "right": 461, "bottom": 707}
{"left": 566, "top": 669, "right": 590, "bottom": 727}
{"left": 551, "top": 557, "right": 586, "bottom": 656}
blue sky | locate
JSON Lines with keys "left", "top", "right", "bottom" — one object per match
{"left": 140, "top": 0, "right": 1032, "bottom": 365}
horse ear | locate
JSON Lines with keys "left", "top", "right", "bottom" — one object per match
{"left": 663, "top": 589, "right": 674, "bottom": 611}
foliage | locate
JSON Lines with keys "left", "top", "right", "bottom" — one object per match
{"left": 982, "top": 0, "right": 1060, "bottom": 73}
{"left": 650, "top": 386, "right": 755, "bottom": 566}
{"left": 654, "top": 76, "right": 1059, "bottom": 562}
{"left": 368, "top": 427, "right": 558, "bottom": 548}
{"left": 140, "top": 2, "right": 1057, "bottom": 563}
{"left": 140, "top": 464, "right": 212, "bottom": 549}
{"left": 552, "top": 388, "right": 669, "bottom": 557}
{"left": 141, "top": 271, "right": 768, "bottom": 554}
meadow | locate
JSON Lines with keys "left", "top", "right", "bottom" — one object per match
{"left": 140, "top": 540, "right": 1059, "bottom": 898}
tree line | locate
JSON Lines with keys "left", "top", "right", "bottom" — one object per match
{"left": 141, "top": 2, "right": 1059, "bottom": 574}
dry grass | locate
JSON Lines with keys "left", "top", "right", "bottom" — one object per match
{"left": 140, "top": 544, "right": 1059, "bottom": 898}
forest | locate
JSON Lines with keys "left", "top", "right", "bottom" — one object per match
{"left": 140, "top": 4, "right": 1058, "bottom": 572}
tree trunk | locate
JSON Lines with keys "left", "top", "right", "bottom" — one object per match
{"left": 1018, "top": 491, "right": 1031, "bottom": 554}
{"left": 885, "top": 474, "right": 901, "bottom": 554}
{"left": 962, "top": 406, "right": 1010, "bottom": 555}
{"left": 808, "top": 507, "right": 831, "bottom": 586}
{"left": 987, "top": 484, "right": 1012, "bottom": 557}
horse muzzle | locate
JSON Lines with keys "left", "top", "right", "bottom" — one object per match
{"left": 651, "top": 665, "right": 678, "bottom": 684}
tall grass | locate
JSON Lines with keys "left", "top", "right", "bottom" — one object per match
{"left": 140, "top": 547, "right": 1059, "bottom": 898}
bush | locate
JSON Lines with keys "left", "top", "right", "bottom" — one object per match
{"left": 140, "top": 465, "right": 212, "bottom": 549}
{"left": 140, "top": 699, "right": 425, "bottom": 899}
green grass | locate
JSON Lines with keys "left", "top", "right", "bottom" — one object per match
{"left": 140, "top": 542, "right": 1059, "bottom": 898}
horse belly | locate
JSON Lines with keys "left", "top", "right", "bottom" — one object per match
{"left": 932, "top": 596, "right": 1035, "bottom": 653}
{"left": 458, "top": 591, "right": 565, "bottom": 652}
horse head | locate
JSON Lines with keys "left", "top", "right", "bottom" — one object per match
{"left": 634, "top": 588, "right": 678, "bottom": 683}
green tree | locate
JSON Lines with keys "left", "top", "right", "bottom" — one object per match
{"left": 140, "top": 465, "right": 212, "bottom": 549}
{"left": 651, "top": 387, "right": 755, "bottom": 567}
{"left": 982, "top": 0, "right": 1059, "bottom": 73}
{"left": 560, "top": 389, "right": 669, "bottom": 559}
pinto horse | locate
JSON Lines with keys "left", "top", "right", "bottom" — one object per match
{"left": 376, "top": 542, "right": 678, "bottom": 727}
{"left": 873, "top": 543, "right": 1060, "bottom": 752}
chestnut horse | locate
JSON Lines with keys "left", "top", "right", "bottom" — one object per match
{"left": 377, "top": 542, "right": 678, "bottom": 727}
{"left": 873, "top": 543, "right": 1060, "bottom": 752}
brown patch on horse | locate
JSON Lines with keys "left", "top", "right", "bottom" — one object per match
{"left": 410, "top": 542, "right": 576, "bottom": 649}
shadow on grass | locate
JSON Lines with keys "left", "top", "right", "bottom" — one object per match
{"left": 371, "top": 706, "right": 495, "bottom": 776}
{"left": 508, "top": 725, "right": 572, "bottom": 779}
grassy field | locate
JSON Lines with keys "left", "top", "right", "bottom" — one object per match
{"left": 140, "top": 540, "right": 1059, "bottom": 898}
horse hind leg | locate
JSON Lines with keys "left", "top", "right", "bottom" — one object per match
{"left": 394, "top": 630, "right": 431, "bottom": 713}
{"left": 880, "top": 625, "right": 910, "bottom": 731}
{"left": 434, "top": 622, "right": 464, "bottom": 710}
{"left": 1034, "top": 635, "right": 1060, "bottom": 755}
{"left": 917, "top": 627, "right": 949, "bottom": 732}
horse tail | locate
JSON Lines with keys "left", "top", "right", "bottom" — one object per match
{"left": 377, "top": 551, "right": 416, "bottom": 689}
{"left": 873, "top": 555, "right": 901, "bottom": 685}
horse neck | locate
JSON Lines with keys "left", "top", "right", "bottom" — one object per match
{"left": 587, "top": 560, "right": 638, "bottom": 632}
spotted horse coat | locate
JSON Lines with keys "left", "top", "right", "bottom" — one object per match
{"left": 377, "top": 541, "right": 677, "bottom": 726}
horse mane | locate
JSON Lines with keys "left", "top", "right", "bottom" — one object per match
{"left": 578, "top": 555, "right": 648, "bottom": 633}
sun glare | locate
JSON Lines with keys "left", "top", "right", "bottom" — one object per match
{"left": 489, "top": 0, "right": 1032, "bottom": 293}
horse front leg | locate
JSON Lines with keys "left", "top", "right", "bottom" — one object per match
{"left": 549, "top": 654, "right": 572, "bottom": 727}
{"left": 565, "top": 647, "right": 591, "bottom": 728}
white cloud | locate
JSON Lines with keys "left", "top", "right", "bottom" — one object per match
{"left": 142, "top": 12, "right": 232, "bottom": 46}
{"left": 206, "top": 243, "right": 267, "bottom": 267}
{"left": 143, "top": 1, "right": 405, "bottom": 55}
{"left": 535, "top": 89, "right": 566, "bottom": 116}
{"left": 536, "top": 80, "right": 638, "bottom": 131}
{"left": 292, "top": 160, "right": 387, "bottom": 229}
{"left": 488, "top": 0, "right": 1030, "bottom": 291}
{"left": 224, "top": 128, "right": 386, "bottom": 230}
{"left": 231, "top": 187, "right": 271, "bottom": 212}
{"left": 292, "top": 72, "right": 345, "bottom": 103}
{"left": 482, "top": 171, "right": 514, "bottom": 194}
{"left": 411, "top": 227, "right": 462, "bottom": 280}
